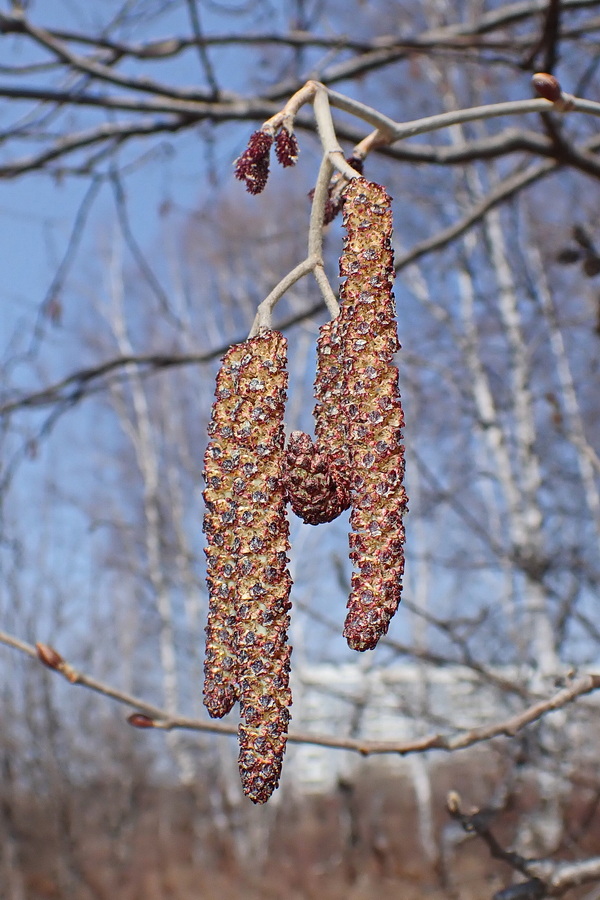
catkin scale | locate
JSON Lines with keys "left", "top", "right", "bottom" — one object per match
{"left": 337, "top": 178, "right": 408, "bottom": 651}
{"left": 202, "top": 330, "right": 293, "bottom": 802}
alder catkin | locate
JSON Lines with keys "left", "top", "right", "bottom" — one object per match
{"left": 203, "top": 332, "right": 290, "bottom": 717}
{"left": 338, "top": 177, "right": 408, "bottom": 651}
{"left": 282, "top": 310, "right": 352, "bottom": 526}
{"left": 313, "top": 313, "right": 351, "bottom": 466}
{"left": 234, "top": 130, "right": 273, "bottom": 194}
{"left": 274, "top": 126, "right": 299, "bottom": 168}
{"left": 202, "top": 330, "right": 293, "bottom": 802}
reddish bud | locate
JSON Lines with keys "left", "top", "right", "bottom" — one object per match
{"left": 346, "top": 155, "right": 364, "bottom": 175}
{"left": 274, "top": 127, "right": 299, "bottom": 167}
{"left": 36, "top": 642, "right": 64, "bottom": 670}
{"left": 532, "top": 73, "right": 562, "bottom": 103}
{"left": 308, "top": 158, "right": 367, "bottom": 226}
{"left": 127, "top": 713, "right": 156, "bottom": 728}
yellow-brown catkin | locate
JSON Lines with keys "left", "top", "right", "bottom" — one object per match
{"left": 313, "top": 313, "right": 348, "bottom": 467}
{"left": 202, "top": 333, "right": 290, "bottom": 715}
{"left": 338, "top": 177, "right": 408, "bottom": 651}
{"left": 202, "top": 330, "right": 293, "bottom": 802}
{"left": 234, "top": 337, "right": 292, "bottom": 803}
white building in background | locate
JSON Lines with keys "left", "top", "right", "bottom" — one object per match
{"left": 284, "top": 663, "right": 596, "bottom": 794}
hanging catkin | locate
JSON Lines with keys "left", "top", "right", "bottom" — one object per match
{"left": 202, "top": 330, "right": 292, "bottom": 802}
{"left": 337, "top": 177, "right": 408, "bottom": 651}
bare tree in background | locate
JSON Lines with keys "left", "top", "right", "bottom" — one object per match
{"left": 1, "top": 0, "right": 600, "bottom": 897}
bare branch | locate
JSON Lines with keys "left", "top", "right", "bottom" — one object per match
{"left": 1, "top": 629, "right": 598, "bottom": 758}
{"left": 184, "top": 0, "right": 220, "bottom": 97}
{"left": 0, "top": 301, "right": 328, "bottom": 418}
{"left": 448, "top": 792, "right": 600, "bottom": 897}
{"left": 0, "top": 10, "right": 216, "bottom": 102}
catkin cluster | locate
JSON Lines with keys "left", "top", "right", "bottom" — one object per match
{"left": 203, "top": 331, "right": 292, "bottom": 803}
{"left": 202, "top": 162, "right": 407, "bottom": 802}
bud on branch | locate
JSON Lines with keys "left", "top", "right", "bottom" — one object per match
{"left": 127, "top": 713, "right": 156, "bottom": 728}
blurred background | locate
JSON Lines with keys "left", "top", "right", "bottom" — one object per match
{"left": 1, "top": 0, "right": 600, "bottom": 897}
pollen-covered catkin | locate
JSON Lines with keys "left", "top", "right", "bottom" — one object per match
{"left": 202, "top": 332, "right": 291, "bottom": 732}
{"left": 202, "top": 330, "right": 293, "bottom": 802}
{"left": 338, "top": 177, "right": 408, "bottom": 651}
{"left": 313, "top": 313, "right": 351, "bottom": 468}
{"left": 229, "top": 333, "right": 292, "bottom": 804}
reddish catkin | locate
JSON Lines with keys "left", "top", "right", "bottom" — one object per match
{"left": 234, "top": 130, "right": 273, "bottom": 194}
{"left": 203, "top": 332, "right": 289, "bottom": 717}
{"left": 274, "top": 126, "right": 299, "bottom": 168}
{"left": 202, "top": 330, "right": 293, "bottom": 802}
{"left": 338, "top": 177, "right": 408, "bottom": 651}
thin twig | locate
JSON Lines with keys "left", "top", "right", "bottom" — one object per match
{"left": 110, "top": 167, "right": 181, "bottom": 327}
{"left": 184, "top": 0, "right": 220, "bottom": 98}
{"left": 447, "top": 791, "right": 600, "bottom": 896}
{"left": 248, "top": 258, "right": 316, "bottom": 336}
{"left": 0, "top": 300, "right": 328, "bottom": 418}
{"left": 1, "top": 629, "right": 598, "bottom": 758}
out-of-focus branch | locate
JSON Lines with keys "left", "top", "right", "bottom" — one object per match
{"left": 0, "top": 10, "right": 215, "bottom": 102}
{"left": 7, "top": 0, "right": 600, "bottom": 68}
{"left": 447, "top": 791, "right": 600, "bottom": 897}
{"left": 184, "top": 0, "right": 219, "bottom": 97}
{"left": 1, "top": 629, "right": 598, "bottom": 758}
{"left": 264, "top": 0, "right": 600, "bottom": 100}
{"left": 0, "top": 300, "right": 328, "bottom": 418}
{"left": 294, "top": 595, "right": 532, "bottom": 700}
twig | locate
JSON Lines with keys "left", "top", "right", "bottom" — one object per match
{"left": 1, "top": 629, "right": 598, "bottom": 758}
{"left": 248, "top": 147, "right": 346, "bottom": 335}
{"left": 184, "top": 0, "right": 220, "bottom": 98}
{"left": 447, "top": 791, "right": 600, "bottom": 897}
{"left": 308, "top": 153, "right": 342, "bottom": 317}
{"left": 0, "top": 10, "right": 215, "bottom": 102}
{"left": 0, "top": 300, "right": 328, "bottom": 418}
{"left": 110, "top": 167, "right": 181, "bottom": 327}
{"left": 248, "top": 258, "right": 316, "bottom": 336}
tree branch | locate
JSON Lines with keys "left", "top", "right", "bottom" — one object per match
{"left": 447, "top": 791, "right": 600, "bottom": 897}
{"left": 0, "top": 629, "right": 598, "bottom": 759}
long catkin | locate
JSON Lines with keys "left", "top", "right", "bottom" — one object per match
{"left": 337, "top": 178, "right": 408, "bottom": 651}
{"left": 202, "top": 330, "right": 293, "bottom": 802}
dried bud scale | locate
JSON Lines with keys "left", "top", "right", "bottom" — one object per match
{"left": 202, "top": 331, "right": 293, "bottom": 802}
{"left": 234, "top": 130, "right": 273, "bottom": 194}
{"left": 337, "top": 177, "right": 408, "bottom": 651}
